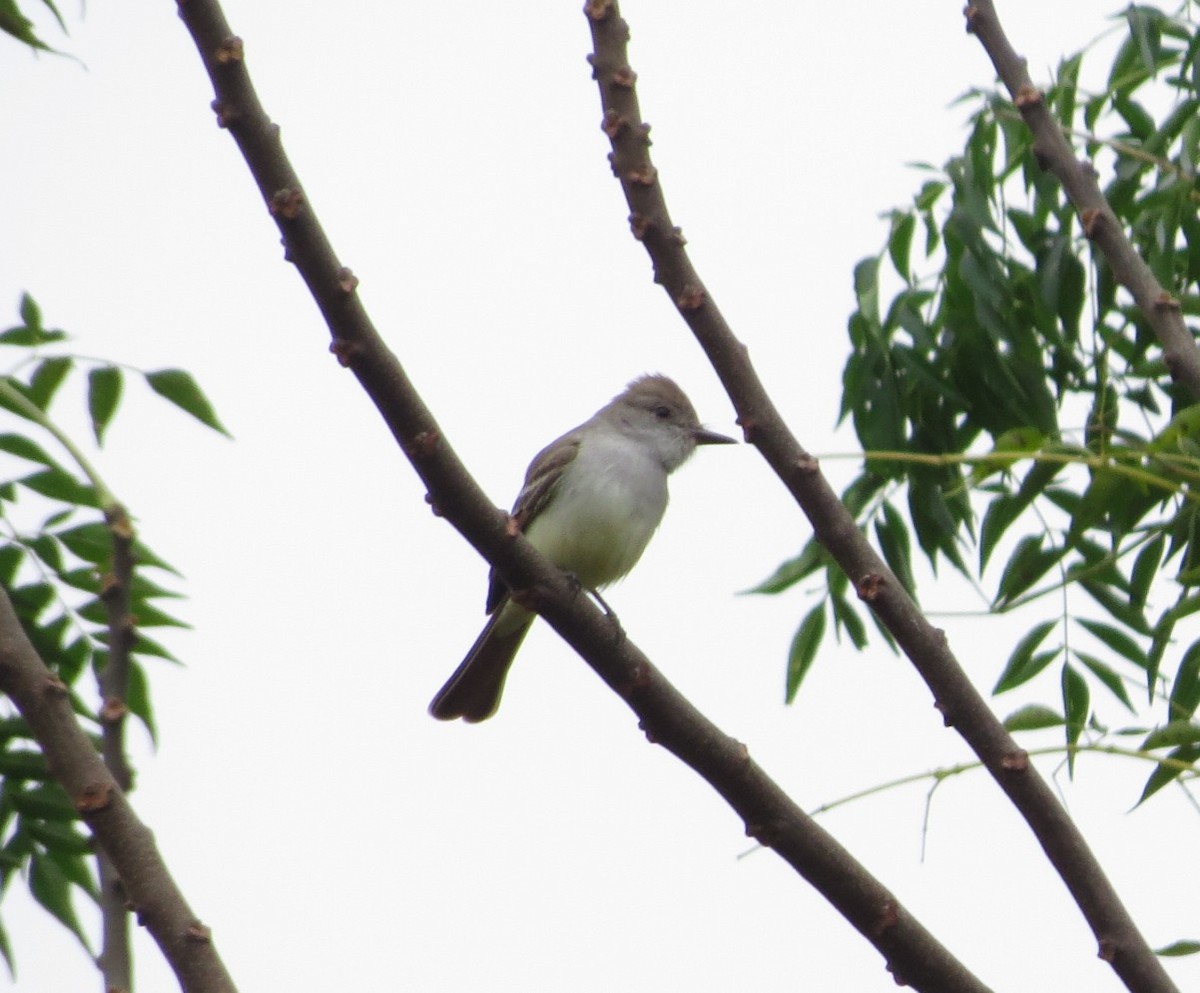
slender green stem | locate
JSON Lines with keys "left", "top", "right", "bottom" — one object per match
{"left": 0, "top": 380, "right": 117, "bottom": 509}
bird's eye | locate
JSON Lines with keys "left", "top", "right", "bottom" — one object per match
{"left": 653, "top": 405, "right": 671, "bottom": 420}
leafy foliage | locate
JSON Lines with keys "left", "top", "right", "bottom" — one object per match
{"left": 0, "top": 0, "right": 67, "bottom": 54}
{"left": 756, "top": 5, "right": 1200, "bottom": 809}
{"left": 0, "top": 293, "right": 225, "bottom": 974}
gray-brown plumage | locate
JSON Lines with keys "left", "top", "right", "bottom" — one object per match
{"left": 429, "top": 375, "right": 734, "bottom": 722}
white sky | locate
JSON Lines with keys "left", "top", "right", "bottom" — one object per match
{"left": 2, "top": 2, "right": 1198, "bottom": 991}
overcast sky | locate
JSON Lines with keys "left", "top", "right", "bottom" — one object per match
{"left": 2, "top": 2, "right": 1197, "bottom": 991}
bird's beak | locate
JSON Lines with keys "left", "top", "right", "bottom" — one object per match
{"left": 693, "top": 426, "right": 738, "bottom": 446}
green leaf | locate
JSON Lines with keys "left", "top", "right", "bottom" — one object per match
{"left": 785, "top": 605, "right": 826, "bottom": 704}
{"left": 125, "top": 659, "right": 157, "bottom": 744}
{"left": 18, "top": 469, "right": 99, "bottom": 508}
{"left": 1137, "top": 744, "right": 1200, "bottom": 806}
{"left": 53, "top": 522, "right": 113, "bottom": 566}
{"left": 0, "top": 545, "right": 23, "bottom": 585}
{"left": 29, "top": 852, "right": 92, "bottom": 952}
{"left": 874, "top": 502, "right": 917, "bottom": 600}
{"left": 1079, "top": 579, "right": 1150, "bottom": 636}
{"left": 1062, "top": 664, "right": 1090, "bottom": 774}
{"left": 80, "top": 598, "right": 189, "bottom": 630}
{"left": 830, "top": 591, "right": 868, "bottom": 650}
{"left": 0, "top": 433, "right": 62, "bottom": 469}
{"left": 743, "top": 540, "right": 824, "bottom": 595}
{"left": 1002, "top": 704, "right": 1064, "bottom": 732}
{"left": 25, "top": 820, "right": 92, "bottom": 856}
{"left": 144, "top": 369, "right": 230, "bottom": 437}
{"left": 1155, "top": 940, "right": 1200, "bottom": 958}
{"left": 87, "top": 366, "right": 123, "bottom": 446}
{"left": 994, "top": 536, "right": 1063, "bottom": 608}
{"left": 1168, "top": 638, "right": 1200, "bottom": 722}
{"left": 1142, "top": 720, "right": 1200, "bottom": 750}
{"left": 888, "top": 211, "right": 916, "bottom": 283}
{"left": 27, "top": 357, "right": 72, "bottom": 412}
{"left": 18, "top": 293, "right": 41, "bottom": 330}
{"left": 994, "top": 619, "right": 1058, "bottom": 693}
{"left": 8, "top": 783, "right": 76, "bottom": 821}
{"left": 1077, "top": 618, "right": 1147, "bottom": 670}
{"left": 1073, "top": 651, "right": 1135, "bottom": 712}
{"left": 0, "top": 749, "right": 50, "bottom": 781}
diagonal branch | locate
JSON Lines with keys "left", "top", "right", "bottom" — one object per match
{"left": 0, "top": 586, "right": 236, "bottom": 993}
{"left": 964, "top": 0, "right": 1200, "bottom": 401}
{"left": 582, "top": 2, "right": 1178, "bottom": 993}
{"left": 173, "top": 1, "right": 997, "bottom": 989}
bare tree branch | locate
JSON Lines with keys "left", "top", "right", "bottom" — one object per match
{"left": 95, "top": 503, "right": 137, "bottom": 992}
{"left": 0, "top": 586, "right": 236, "bottom": 993}
{"left": 582, "top": 3, "right": 1178, "bottom": 992}
{"left": 964, "top": 0, "right": 1200, "bottom": 401}
{"left": 171, "top": 1, "right": 1001, "bottom": 989}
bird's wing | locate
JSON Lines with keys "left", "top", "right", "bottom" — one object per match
{"left": 484, "top": 430, "right": 583, "bottom": 614}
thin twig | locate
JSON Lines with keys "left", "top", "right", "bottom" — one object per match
{"left": 583, "top": 2, "right": 1178, "bottom": 991}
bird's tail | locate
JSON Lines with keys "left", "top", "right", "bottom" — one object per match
{"left": 428, "top": 603, "right": 534, "bottom": 722}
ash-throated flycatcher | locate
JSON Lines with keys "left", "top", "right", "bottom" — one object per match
{"left": 429, "top": 374, "right": 735, "bottom": 722}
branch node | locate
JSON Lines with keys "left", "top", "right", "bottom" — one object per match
{"left": 99, "top": 572, "right": 122, "bottom": 603}
{"left": 933, "top": 700, "right": 953, "bottom": 727}
{"left": 795, "top": 454, "right": 820, "bottom": 475}
{"left": 612, "top": 65, "right": 637, "bottom": 89}
{"left": 1015, "top": 85, "right": 1044, "bottom": 109}
{"left": 75, "top": 781, "right": 115, "bottom": 814}
{"left": 1081, "top": 207, "right": 1103, "bottom": 238}
{"left": 601, "top": 109, "right": 627, "bottom": 139}
{"left": 627, "top": 164, "right": 658, "bottom": 187}
{"left": 856, "top": 573, "right": 885, "bottom": 602}
{"left": 870, "top": 899, "right": 900, "bottom": 938}
{"left": 268, "top": 187, "right": 304, "bottom": 220}
{"left": 962, "top": 5, "right": 980, "bottom": 33}
{"left": 99, "top": 697, "right": 128, "bottom": 724}
{"left": 423, "top": 493, "right": 443, "bottom": 518}
{"left": 43, "top": 675, "right": 68, "bottom": 697}
{"left": 215, "top": 35, "right": 244, "bottom": 64}
{"left": 210, "top": 99, "right": 237, "bottom": 129}
{"left": 186, "top": 922, "right": 213, "bottom": 944}
{"left": 328, "top": 338, "right": 360, "bottom": 367}
{"left": 736, "top": 416, "right": 758, "bottom": 444}
{"left": 582, "top": 0, "right": 613, "bottom": 21}
{"left": 1000, "top": 749, "right": 1029, "bottom": 772}
{"left": 744, "top": 820, "right": 775, "bottom": 848}
{"left": 509, "top": 586, "right": 543, "bottom": 612}
{"left": 1154, "top": 291, "right": 1181, "bottom": 312}
{"left": 1097, "top": 936, "right": 1119, "bottom": 962}
{"left": 676, "top": 285, "right": 706, "bottom": 312}
{"left": 337, "top": 267, "right": 360, "bottom": 294}
{"left": 637, "top": 122, "right": 652, "bottom": 146}
{"left": 405, "top": 429, "right": 441, "bottom": 460}
{"left": 669, "top": 226, "right": 686, "bottom": 246}
{"left": 628, "top": 213, "right": 652, "bottom": 240}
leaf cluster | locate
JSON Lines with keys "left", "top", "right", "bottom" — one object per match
{"left": 755, "top": 5, "right": 1200, "bottom": 816}
{"left": 0, "top": 294, "right": 225, "bottom": 972}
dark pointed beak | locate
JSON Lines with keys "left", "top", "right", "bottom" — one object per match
{"left": 693, "top": 426, "right": 738, "bottom": 446}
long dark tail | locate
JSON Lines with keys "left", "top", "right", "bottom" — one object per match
{"left": 428, "top": 608, "right": 534, "bottom": 722}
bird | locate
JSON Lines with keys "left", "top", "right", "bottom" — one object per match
{"left": 429, "top": 374, "right": 736, "bottom": 722}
